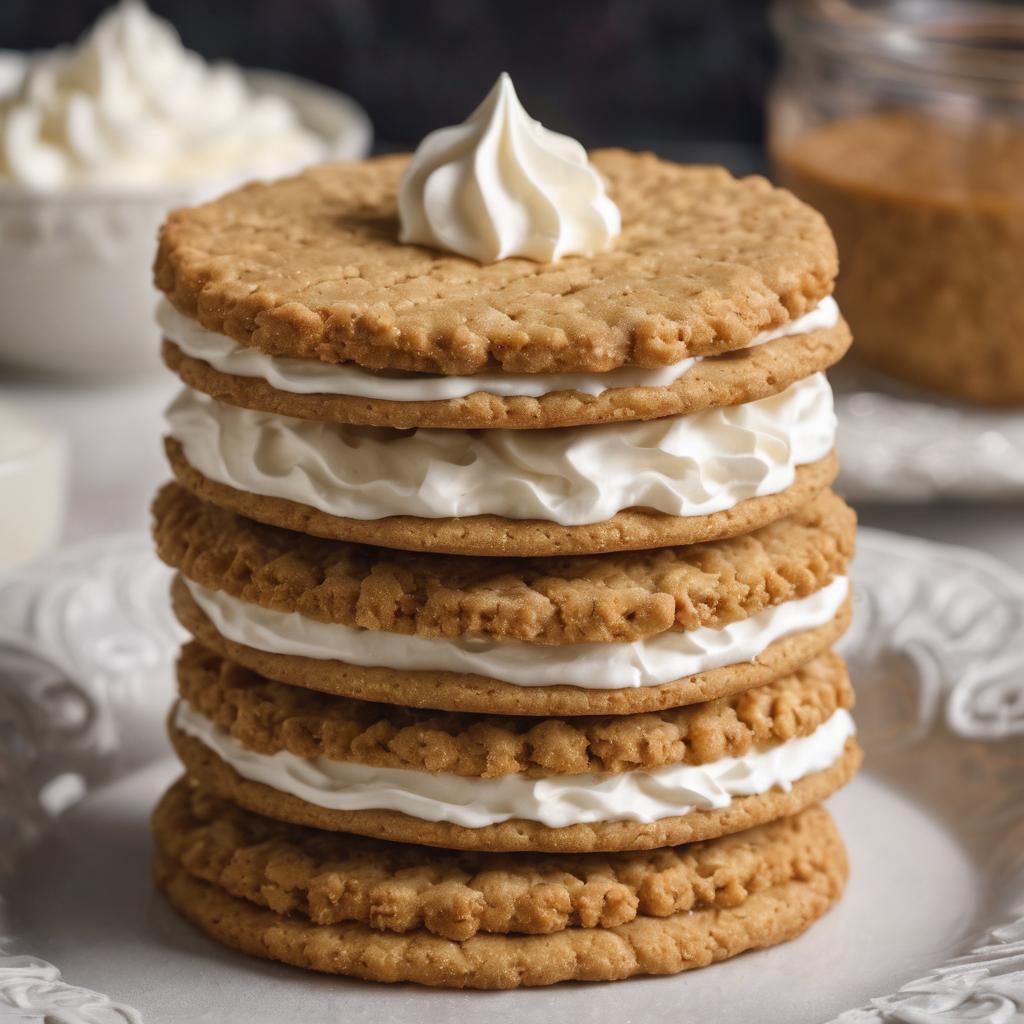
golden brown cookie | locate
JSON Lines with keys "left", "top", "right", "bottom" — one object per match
{"left": 173, "top": 577, "right": 851, "bottom": 716}
{"left": 164, "top": 439, "right": 839, "bottom": 557}
{"left": 153, "top": 482, "right": 855, "bottom": 645}
{"left": 155, "top": 151, "right": 838, "bottom": 377}
{"left": 170, "top": 723, "right": 860, "bottom": 853}
{"left": 154, "top": 776, "right": 845, "bottom": 950}
{"left": 155, "top": 843, "right": 845, "bottom": 987}
{"left": 168, "top": 642, "right": 860, "bottom": 854}
{"left": 161, "top": 320, "right": 851, "bottom": 430}
{"left": 175, "top": 644, "right": 853, "bottom": 778}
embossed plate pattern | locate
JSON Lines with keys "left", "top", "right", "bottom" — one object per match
{"left": 834, "top": 365, "right": 1024, "bottom": 502}
{"left": 0, "top": 529, "right": 1022, "bottom": 1024}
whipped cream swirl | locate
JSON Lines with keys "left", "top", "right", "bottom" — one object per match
{"left": 398, "top": 73, "right": 620, "bottom": 262}
{"left": 185, "top": 576, "right": 850, "bottom": 689}
{"left": 0, "top": 0, "right": 325, "bottom": 188}
{"left": 159, "top": 295, "right": 841, "bottom": 401}
{"left": 165, "top": 372, "right": 836, "bottom": 525}
{"left": 175, "top": 701, "right": 855, "bottom": 828}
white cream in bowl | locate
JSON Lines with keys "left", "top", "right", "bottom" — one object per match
{"left": 0, "top": 1, "right": 371, "bottom": 377}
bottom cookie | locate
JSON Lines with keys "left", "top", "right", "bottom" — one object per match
{"left": 153, "top": 781, "right": 848, "bottom": 989}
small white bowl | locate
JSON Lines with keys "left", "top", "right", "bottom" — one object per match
{"left": 0, "top": 61, "right": 372, "bottom": 380}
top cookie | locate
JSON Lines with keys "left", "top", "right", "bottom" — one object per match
{"left": 155, "top": 151, "right": 837, "bottom": 376}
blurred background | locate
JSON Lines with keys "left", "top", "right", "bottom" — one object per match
{"left": 1, "top": 0, "right": 772, "bottom": 170}
{"left": 2, "top": 0, "right": 1024, "bottom": 570}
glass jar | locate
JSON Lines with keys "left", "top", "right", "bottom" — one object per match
{"left": 770, "top": 0, "right": 1024, "bottom": 405}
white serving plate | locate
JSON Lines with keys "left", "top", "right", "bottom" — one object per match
{"left": 834, "top": 363, "right": 1024, "bottom": 501}
{"left": 1, "top": 529, "right": 1022, "bottom": 1024}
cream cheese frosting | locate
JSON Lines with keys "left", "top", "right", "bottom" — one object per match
{"left": 158, "top": 295, "right": 841, "bottom": 401}
{"left": 165, "top": 372, "right": 836, "bottom": 525}
{"left": 184, "top": 575, "right": 850, "bottom": 689}
{"left": 0, "top": 0, "right": 325, "bottom": 188}
{"left": 397, "top": 73, "right": 620, "bottom": 262}
{"left": 174, "top": 701, "right": 856, "bottom": 828}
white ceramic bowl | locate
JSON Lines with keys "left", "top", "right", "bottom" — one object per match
{"left": 0, "top": 60, "right": 372, "bottom": 379}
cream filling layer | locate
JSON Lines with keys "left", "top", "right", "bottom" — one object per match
{"left": 174, "top": 702, "right": 855, "bottom": 828}
{"left": 185, "top": 575, "right": 850, "bottom": 689}
{"left": 165, "top": 372, "right": 836, "bottom": 525}
{"left": 158, "top": 296, "right": 840, "bottom": 401}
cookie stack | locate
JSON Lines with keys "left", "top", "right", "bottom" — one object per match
{"left": 150, "top": 79, "right": 860, "bottom": 989}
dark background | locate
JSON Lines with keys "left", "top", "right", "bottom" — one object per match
{"left": 1, "top": 0, "right": 775, "bottom": 170}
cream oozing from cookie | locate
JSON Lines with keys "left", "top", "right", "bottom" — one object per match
{"left": 158, "top": 296, "right": 840, "bottom": 401}
{"left": 174, "top": 701, "right": 855, "bottom": 828}
{"left": 165, "top": 372, "right": 836, "bottom": 525}
{"left": 184, "top": 575, "right": 850, "bottom": 689}
{"left": 397, "top": 73, "right": 620, "bottom": 263}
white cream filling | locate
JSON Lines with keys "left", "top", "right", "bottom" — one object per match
{"left": 158, "top": 296, "right": 840, "bottom": 401}
{"left": 165, "top": 372, "right": 836, "bottom": 525}
{"left": 185, "top": 575, "right": 849, "bottom": 689}
{"left": 174, "top": 702, "right": 855, "bottom": 828}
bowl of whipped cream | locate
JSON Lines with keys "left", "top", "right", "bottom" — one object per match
{"left": 0, "top": 0, "right": 372, "bottom": 378}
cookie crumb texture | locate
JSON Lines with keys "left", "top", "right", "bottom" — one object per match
{"left": 175, "top": 644, "right": 853, "bottom": 779}
{"left": 153, "top": 482, "right": 855, "bottom": 645}
{"left": 155, "top": 151, "right": 837, "bottom": 377}
{"left": 153, "top": 782, "right": 847, "bottom": 987}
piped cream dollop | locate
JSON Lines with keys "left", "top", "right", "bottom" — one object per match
{"left": 0, "top": 0, "right": 325, "bottom": 188}
{"left": 398, "top": 72, "right": 620, "bottom": 263}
